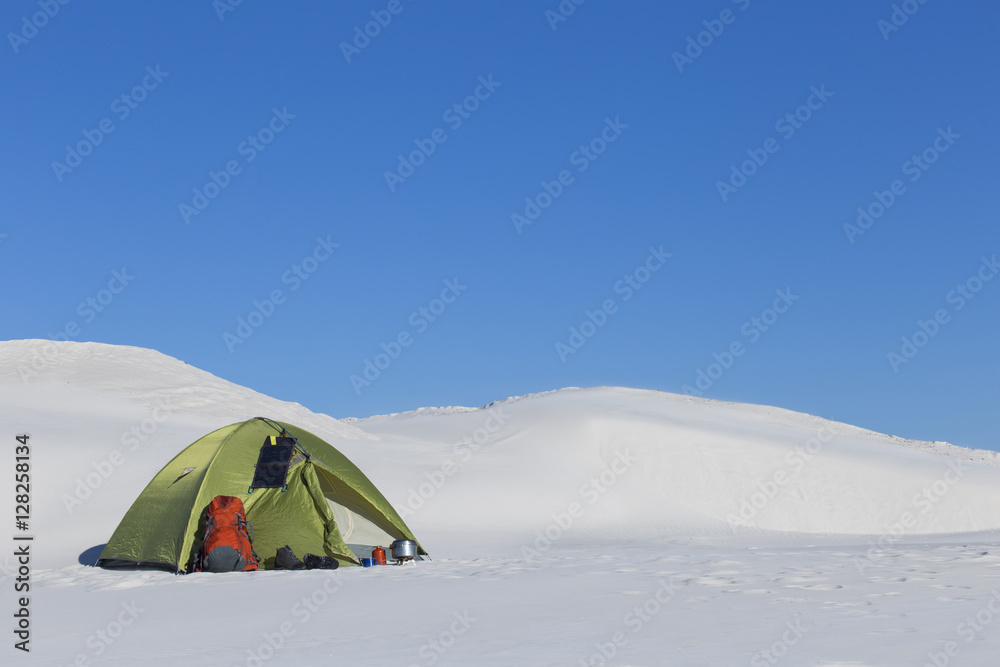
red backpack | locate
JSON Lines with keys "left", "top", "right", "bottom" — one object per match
{"left": 194, "top": 496, "right": 259, "bottom": 572}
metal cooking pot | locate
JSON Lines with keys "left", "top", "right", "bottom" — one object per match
{"left": 390, "top": 539, "right": 418, "bottom": 560}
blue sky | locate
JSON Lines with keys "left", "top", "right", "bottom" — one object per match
{"left": 2, "top": 1, "right": 998, "bottom": 450}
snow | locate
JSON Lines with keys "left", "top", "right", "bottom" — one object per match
{"left": 2, "top": 339, "right": 999, "bottom": 666}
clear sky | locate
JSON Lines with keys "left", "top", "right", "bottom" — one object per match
{"left": 2, "top": 1, "right": 997, "bottom": 450}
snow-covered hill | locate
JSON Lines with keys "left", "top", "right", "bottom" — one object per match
{"left": 2, "top": 340, "right": 998, "bottom": 666}
{"left": 354, "top": 385, "right": 1000, "bottom": 541}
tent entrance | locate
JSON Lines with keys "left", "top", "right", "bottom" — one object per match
{"left": 243, "top": 461, "right": 358, "bottom": 569}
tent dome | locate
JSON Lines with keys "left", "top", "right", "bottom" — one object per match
{"left": 97, "top": 417, "right": 425, "bottom": 573}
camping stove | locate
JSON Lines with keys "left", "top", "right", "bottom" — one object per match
{"left": 390, "top": 539, "right": 418, "bottom": 564}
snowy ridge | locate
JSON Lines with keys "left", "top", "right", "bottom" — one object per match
{"left": 0, "top": 339, "right": 372, "bottom": 441}
{"left": 3, "top": 339, "right": 999, "bottom": 543}
{"left": 343, "top": 390, "right": 567, "bottom": 422}
{"left": 360, "top": 386, "right": 1000, "bottom": 538}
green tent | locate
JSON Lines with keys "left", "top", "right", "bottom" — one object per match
{"left": 97, "top": 417, "right": 426, "bottom": 573}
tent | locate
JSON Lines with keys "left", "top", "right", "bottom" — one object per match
{"left": 97, "top": 417, "right": 426, "bottom": 573}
